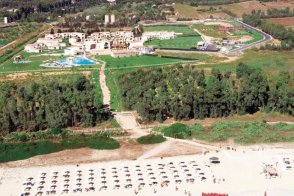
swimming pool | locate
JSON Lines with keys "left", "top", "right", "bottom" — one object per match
{"left": 57, "top": 57, "right": 96, "bottom": 66}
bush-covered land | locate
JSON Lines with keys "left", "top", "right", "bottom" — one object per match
{"left": 119, "top": 64, "right": 293, "bottom": 122}
{"left": 0, "top": 23, "right": 39, "bottom": 47}
{"left": 243, "top": 9, "right": 294, "bottom": 50}
{"left": 137, "top": 134, "right": 166, "bottom": 144}
{"left": 152, "top": 121, "right": 294, "bottom": 144}
{"left": 0, "top": 76, "right": 111, "bottom": 134}
{"left": 0, "top": 129, "right": 120, "bottom": 163}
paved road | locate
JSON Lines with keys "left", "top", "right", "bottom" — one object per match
{"left": 227, "top": 19, "right": 272, "bottom": 55}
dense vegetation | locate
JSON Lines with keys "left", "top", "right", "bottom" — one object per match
{"left": 0, "top": 0, "right": 105, "bottom": 22}
{"left": 0, "top": 129, "right": 120, "bottom": 163}
{"left": 0, "top": 76, "right": 110, "bottom": 134}
{"left": 119, "top": 64, "right": 293, "bottom": 122}
{"left": 242, "top": 9, "right": 294, "bottom": 50}
{"left": 153, "top": 121, "right": 294, "bottom": 144}
{"left": 137, "top": 134, "right": 166, "bottom": 144}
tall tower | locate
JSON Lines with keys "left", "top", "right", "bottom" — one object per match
{"left": 110, "top": 14, "right": 115, "bottom": 24}
{"left": 104, "top": 15, "right": 110, "bottom": 25}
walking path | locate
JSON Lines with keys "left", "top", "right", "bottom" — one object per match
{"left": 99, "top": 61, "right": 111, "bottom": 108}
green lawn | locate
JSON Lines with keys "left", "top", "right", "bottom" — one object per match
{"left": 144, "top": 25, "right": 199, "bottom": 36}
{"left": 145, "top": 36, "right": 202, "bottom": 49}
{"left": 0, "top": 40, "right": 6, "bottom": 47}
{"left": 98, "top": 55, "right": 183, "bottom": 69}
{"left": 243, "top": 30, "right": 264, "bottom": 44}
{"left": 232, "top": 30, "right": 250, "bottom": 36}
{"left": 198, "top": 50, "right": 294, "bottom": 77}
{"left": 0, "top": 134, "right": 120, "bottom": 163}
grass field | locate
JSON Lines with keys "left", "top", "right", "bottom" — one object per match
{"left": 198, "top": 50, "right": 294, "bottom": 78}
{"left": 144, "top": 25, "right": 199, "bottom": 36}
{"left": 153, "top": 121, "right": 294, "bottom": 144}
{"left": 98, "top": 55, "right": 183, "bottom": 69}
{"left": 0, "top": 133, "right": 120, "bottom": 163}
{"left": 243, "top": 30, "right": 264, "bottom": 44}
{"left": 144, "top": 25, "right": 202, "bottom": 49}
{"left": 146, "top": 36, "right": 202, "bottom": 49}
{"left": 194, "top": 23, "right": 228, "bottom": 38}
{"left": 232, "top": 30, "right": 250, "bottom": 36}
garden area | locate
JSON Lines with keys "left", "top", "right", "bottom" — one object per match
{"left": 0, "top": 129, "right": 122, "bottom": 163}
{"left": 152, "top": 121, "right": 294, "bottom": 144}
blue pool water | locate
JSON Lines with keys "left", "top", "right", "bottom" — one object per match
{"left": 57, "top": 57, "right": 96, "bottom": 66}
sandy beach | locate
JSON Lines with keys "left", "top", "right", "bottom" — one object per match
{"left": 1, "top": 147, "right": 293, "bottom": 196}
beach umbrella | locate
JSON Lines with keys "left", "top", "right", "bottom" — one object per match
{"left": 24, "top": 187, "right": 31, "bottom": 191}
{"left": 39, "top": 181, "right": 45, "bottom": 185}
{"left": 89, "top": 169, "right": 94, "bottom": 172}
{"left": 77, "top": 173, "right": 82, "bottom": 177}
{"left": 136, "top": 169, "right": 141, "bottom": 172}
{"left": 126, "top": 178, "right": 131, "bottom": 182}
{"left": 37, "top": 186, "right": 44, "bottom": 190}
{"left": 64, "top": 179, "right": 70, "bottom": 183}
{"left": 209, "top": 157, "right": 219, "bottom": 161}
{"left": 112, "top": 167, "right": 117, "bottom": 170}
{"left": 150, "top": 177, "right": 156, "bottom": 180}
{"left": 147, "top": 168, "right": 152, "bottom": 171}
{"left": 62, "top": 189, "right": 69, "bottom": 193}
{"left": 53, "top": 172, "right": 58, "bottom": 175}
{"left": 135, "top": 165, "right": 140, "bottom": 168}
{"left": 51, "top": 180, "right": 57, "bottom": 184}
{"left": 89, "top": 177, "right": 94, "bottom": 180}
{"left": 89, "top": 182, "right": 94, "bottom": 186}
{"left": 64, "top": 184, "right": 69, "bottom": 188}
{"left": 114, "top": 179, "right": 119, "bottom": 183}
{"left": 138, "top": 173, "right": 142, "bottom": 176}
{"left": 112, "top": 171, "right": 117, "bottom": 174}
{"left": 113, "top": 175, "right": 118, "bottom": 178}
{"left": 102, "top": 180, "right": 106, "bottom": 184}
{"left": 138, "top": 178, "right": 143, "bottom": 181}
{"left": 76, "top": 183, "right": 82, "bottom": 187}
{"left": 101, "top": 176, "right": 106, "bottom": 179}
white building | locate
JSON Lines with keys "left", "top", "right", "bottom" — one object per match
{"left": 105, "top": 15, "right": 110, "bottom": 25}
{"left": 110, "top": 14, "right": 115, "bottom": 24}
{"left": 4, "top": 17, "right": 8, "bottom": 24}
{"left": 142, "top": 31, "right": 176, "bottom": 41}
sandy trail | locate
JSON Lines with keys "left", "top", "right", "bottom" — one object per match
{"left": 99, "top": 61, "right": 111, "bottom": 108}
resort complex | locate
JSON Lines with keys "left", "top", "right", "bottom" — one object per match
{"left": 0, "top": 0, "right": 293, "bottom": 196}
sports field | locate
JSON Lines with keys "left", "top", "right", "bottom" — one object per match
{"left": 146, "top": 36, "right": 202, "bottom": 49}
{"left": 144, "top": 25, "right": 198, "bottom": 36}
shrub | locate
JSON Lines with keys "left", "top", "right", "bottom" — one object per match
{"left": 137, "top": 134, "right": 166, "bottom": 144}
{"left": 190, "top": 123, "right": 205, "bottom": 132}
{"left": 272, "top": 123, "right": 294, "bottom": 131}
{"left": 162, "top": 123, "right": 191, "bottom": 139}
